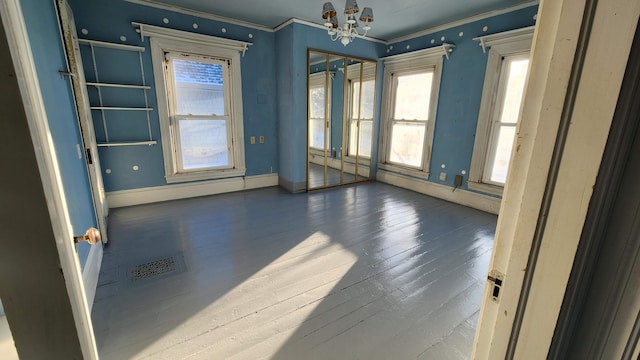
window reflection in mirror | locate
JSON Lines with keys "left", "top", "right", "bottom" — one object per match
{"left": 307, "top": 50, "right": 377, "bottom": 190}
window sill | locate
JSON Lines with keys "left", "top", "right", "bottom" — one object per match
{"left": 378, "top": 163, "right": 429, "bottom": 180}
{"left": 467, "top": 180, "right": 504, "bottom": 196}
{"left": 165, "top": 168, "right": 247, "bottom": 184}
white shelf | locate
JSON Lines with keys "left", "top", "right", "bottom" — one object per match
{"left": 97, "top": 141, "right": 157, "bottom": 147}
{"left": 90, "top": 106, "right": 153, "bottom": 111}
{"left": 78, "top": 38, "right": 145, "bottom": 52}
{"left": 87, "top": 82, "right": 151, "bottom": 90}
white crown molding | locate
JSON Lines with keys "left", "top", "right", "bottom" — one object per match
{"left": 125, "top": 0, "right": 274, "bottom": 32}
{"left": 386, "top": 1, "right": 539, "bottom": 44}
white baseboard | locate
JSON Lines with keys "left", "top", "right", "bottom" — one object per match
{"left": 376, "top": 170, "right": 501, "bottom": 214}
{"left": 82, "top": 242, "right": 103, "bottom": 312}
{"left": 107, "top": 173, "right": 279, "bottom": 208}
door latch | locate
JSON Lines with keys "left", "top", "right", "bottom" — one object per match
{"left": 487, "top": 270, "right": 504, "bottom": 302}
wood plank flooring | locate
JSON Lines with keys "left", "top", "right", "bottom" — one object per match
{"left": 92, "top": 182, "right": 497, "bottom": 359}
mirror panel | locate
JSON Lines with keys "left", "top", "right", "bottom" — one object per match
{"left": 307, "top": 50, "right": 377, "bottom": 190}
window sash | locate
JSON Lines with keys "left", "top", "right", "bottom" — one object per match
{"left": 384, "top": 69, "right": 434, "bottom": 169}
{"left": 347, "top": 78, "right": 375, "bottom": 158}
{"left": 308, "top": 74, "right": 331, "bottom": 151}
{"left": 481, "top": 54, "right": 530, "bottom": 186}
{"left": 165, "top": 52, "right": 234, "bottom": 173}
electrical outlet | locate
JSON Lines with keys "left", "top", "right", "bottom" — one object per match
{"left": 454, "top": 175, "right": 463, "bottom": 187}
{"left": 259, "top": 135, "right": 265, "bottom": 144}
{"left": 250, "top": 136, "right": 256, "bottom": 144}
{"left": 439, "top": 172, "right": 447, "bottom": 181}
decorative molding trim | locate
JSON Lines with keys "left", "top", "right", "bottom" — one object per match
{"left": 387, "top": 1, "right": 539, "bottom": 44}
{"left": 380, "top": 43, "right": 455, "bottom": 64}
{"left": 376, "top": 170, "right": 501, "bottom": 214}
{"left": 125, "top": 0, "right": 274, "bottom": 32}
{"left": 133, "top": 22, "right": 252, "bottom": 53}
{"left": 474, "top": 25, "right": 535, "bottom": 53}
{"left": 82, "top": 243, "right": 103, "bottom": 313}
{"left": 106, "top": 174, "right": 279, "bottom": 208}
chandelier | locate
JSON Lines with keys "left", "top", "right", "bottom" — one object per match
{"left": 322, "top": 1, "right": 374, "bottom": 46}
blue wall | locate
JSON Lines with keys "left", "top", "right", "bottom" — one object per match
{"left": 68, "top": 0, "right": 279, "bottom": 192}
{"left": 63, "top": 1, "right": 536, "bottom": 200}
{"left": 20, "top": 0, "right": 98, "bottom": 267}
{"left": 276, "top": 22, "right": 386, "bottom": 190}
{"left": 382, "top": 6, "right": 538, "bottom": 194}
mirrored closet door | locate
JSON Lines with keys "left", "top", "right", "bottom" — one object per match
{"left": 307, "top": 49, "right": 377, "bottom": 190}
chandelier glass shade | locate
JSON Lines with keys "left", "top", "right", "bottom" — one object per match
{"left": 322, "top": 1, "right": 374, "bottom": 46}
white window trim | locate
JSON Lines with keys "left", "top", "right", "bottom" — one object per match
{"left": 144, "top": 24, "right": 249, "bottom": 183}
{"left": 378, "top": 44, "right": 454, "bottom": 179}
{"left": 345, "top": 62, "right": 376, "bottom": 160}
{"left": 468, "top": 27, "right": 534, "bottom": 196}
{"left": 308, "top": 71, "right": 332, "bottom": 151}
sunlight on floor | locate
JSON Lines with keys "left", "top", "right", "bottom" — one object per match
{"left": 144, "top": 231, "right": 358, "bottom": 359}
{"left": 0, "top": 316, "right": 18, "bottom": 360}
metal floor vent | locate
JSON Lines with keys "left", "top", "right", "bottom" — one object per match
{"left": 130, "top": 256, "right": 177, "bottom": 281}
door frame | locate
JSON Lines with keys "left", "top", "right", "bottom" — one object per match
{"left": 472, "top": 0, "right": 640, "bottom": 358}
{"left": 0, "top": 0, "right": 97, "bottom": 358}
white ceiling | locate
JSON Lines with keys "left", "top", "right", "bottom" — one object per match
{"left": 137, "top": 0, "right": 536, "bottom": 40}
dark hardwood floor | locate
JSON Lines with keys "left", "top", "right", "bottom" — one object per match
{"left": 92, "top": 182, "right": 496, "bottom": 359}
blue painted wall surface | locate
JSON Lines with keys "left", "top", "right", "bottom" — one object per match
{"left": 68, "top": 0, "right": 279, "bottom": 192}
{"left": 382, "top": 6, "right": 538, "bottom": 195}
{"left": 277, "top": 23, "right": 386, "bottom": 188}
{"left": 20, "top": 0, "right": 98, "bottom": 268}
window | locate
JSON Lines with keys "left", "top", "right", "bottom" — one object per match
{"left": 146, "top": 25, "right": 248, "bottom": 183}
{"left": 308, "top": 72, "right": 331, "bottom": 150}
{"left": 469, "top": 27, "right": 534, "bottom": 195}
{"left": 347, "top": 77, "right": 375, "bottom": 158}
{"left": 379, "top": 45, "right": 451, "bottom": 177}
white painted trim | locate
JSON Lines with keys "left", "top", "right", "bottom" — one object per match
{"left": 376, "top": 170, "right": 501, "bottom": 214}
{"left": 0, "top": 0, "right": 98, "bottom": 358}
{"left": 82, "top": 243, "right": 103, "bottom": 313}
{"left": 125, "top": 0, "right": 274, "bottom": 32}
{"left": 133, "top": 22, "right": 252, "bottom": 53}
{"left": 474, "top": 26, "right": 535, "bottom": 53}
{"left": 387, "top": 1, "right": 539, "bottom": 44}
{"left": 380, "top": 43, "right": 455, "bottom": 63}
{"left": 107, "top": 174, "right": 279, "bottom": 208}
{"left": 468, "top": 28, "right": 533, "bottom": 193}
{"left": 149, "top": 35, "right": 247, "bottom": 184}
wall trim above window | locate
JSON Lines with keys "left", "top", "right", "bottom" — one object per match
{"left": 474, "top": 26, "right": 535, "bottom": 53}
{"left": 380, "top": 43, "right": 455, "bottom": 66}
{"left": 132, "top": 22, "right": 252, "bottom": 55}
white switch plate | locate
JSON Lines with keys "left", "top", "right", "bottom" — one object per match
{"left": 439, "top": 172, "right": 447, "bottom": 181}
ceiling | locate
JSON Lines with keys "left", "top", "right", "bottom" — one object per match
{"left": 138, "top": 0, "right": 536, "bottom": 40}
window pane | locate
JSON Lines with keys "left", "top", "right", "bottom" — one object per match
{"left": 389, "top": 122, "right": 426, "bottom": 167}
{"left": 172, "top": 59, "right": 225, "bottom": 116}
{"left": 489, "top": 126, "right": 517, "bottom": 183}
{"left": 352, "top": 80, "right": 375, "bottom": 119}
{"left": 394, "top": 72, "right": 433, "bottom": 120}
{"left": 178, "top": 119, "right": 229, "bottom": 169}
{"left": 310, "top": 87, "right": 326, "bottom": 119}
{"left": 499, "top": 58, "right": 529, "bottom": 124}
{"left": 309, "top": 118, "right": 325, "bottom": 149}
{"left": 349, "top": 120, "right": 372, "bottom": 157}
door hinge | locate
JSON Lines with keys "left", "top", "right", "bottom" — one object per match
{"left": 86, "top": 148, "right": 93, "bottom": 165}
{"left": 488, "top": 270, "right": 504, "bottom": 303}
